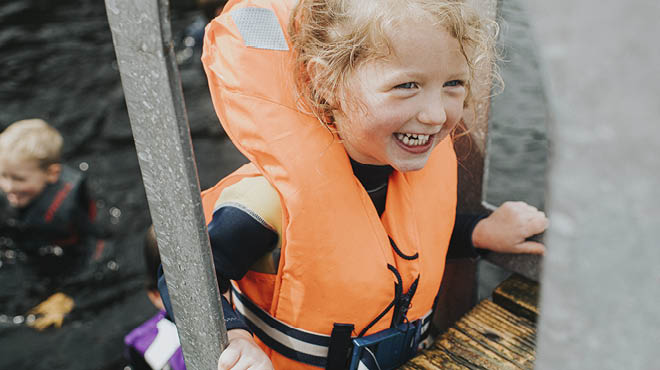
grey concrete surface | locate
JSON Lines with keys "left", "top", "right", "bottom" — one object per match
{"left": 526, "top": 2, "right": 660, "bottom": 369}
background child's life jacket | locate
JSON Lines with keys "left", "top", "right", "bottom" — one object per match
{"left": 0, "top": 165, "right": 99, "bottom": 275}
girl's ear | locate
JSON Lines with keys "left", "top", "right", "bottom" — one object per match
{"left": 45, "top": 163, "right": 61, "bottom": 184}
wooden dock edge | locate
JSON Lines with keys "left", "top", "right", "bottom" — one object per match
{"left": 402, "top": 274, "right": 539, "bottom": 369}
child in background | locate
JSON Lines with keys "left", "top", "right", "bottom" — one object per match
{"left": 160, "top": 0, "right": 549, "bottom": 369}
{"left": 124, "top": 226, "right": 185, "bottom": 370}
{"left": 0, "top": 118, "right": 99, "bottom": 329}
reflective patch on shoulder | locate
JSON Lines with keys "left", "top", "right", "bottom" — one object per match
{"left": 231, "top": 7, "right": 289, "bottom": 51}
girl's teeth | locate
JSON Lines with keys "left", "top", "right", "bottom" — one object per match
{"left": 396, "top": 133, "right": 430, "bottom": 146}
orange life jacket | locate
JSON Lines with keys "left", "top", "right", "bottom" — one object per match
{"left": 201, "top": 0, "right": 458, "bottom": 368}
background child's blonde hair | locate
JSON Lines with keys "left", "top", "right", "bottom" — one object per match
{"left": 289, "top": 0, "right": 499, "bottom": 129}
{"left": 0, "top": 119, "right": 63, "bottom": 168}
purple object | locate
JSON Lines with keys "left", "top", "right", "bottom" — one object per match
{"left": 124, "top": 311, "right": 186, "bottom": 370}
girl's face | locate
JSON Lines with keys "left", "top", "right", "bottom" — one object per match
{"left": 334, "top": 21, "right": 469, "bottom": 172}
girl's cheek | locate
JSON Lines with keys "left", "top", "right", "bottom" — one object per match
{"left": 448, "top": 102, "right": 461, "bottom": 126}
{"left": 454, "top": 108, "right": 464, "bottom": 122}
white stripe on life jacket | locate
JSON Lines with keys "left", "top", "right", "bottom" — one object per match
{"left": 232, "top": 288, "right": 331, "bottom": 358}
{"left": 232, "top": 285, "right": 434, "bottom": 363}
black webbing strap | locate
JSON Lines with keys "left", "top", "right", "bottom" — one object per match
{"left": 326, "top": 323, "right": 355, "bottom": 370}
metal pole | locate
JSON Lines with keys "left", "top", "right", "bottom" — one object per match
{"left": 528, "top": 1, "right": 660, "bottom": 369}
{"left": 104, "top": 0, "right": 228, "bottom": 368}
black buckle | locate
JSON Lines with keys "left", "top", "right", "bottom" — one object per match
{"left": 326, "top": 323, "right": 355, "bottom": 370}
{"left": 348, "top": 320, "right": 422, "bottom": 370}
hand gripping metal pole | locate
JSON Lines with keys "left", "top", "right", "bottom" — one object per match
{"left": 104, "top": 0, "right": 228, "bottom": 368}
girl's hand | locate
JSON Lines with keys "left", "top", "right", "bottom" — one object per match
{"left": 472, "top": 201, "right": 548, "bottom": 255}
{"left": 218, "top": 329, "right": 274, "bottom": 370}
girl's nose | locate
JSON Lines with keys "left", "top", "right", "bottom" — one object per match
{"left": 417, "top": 94, "right": 447, "bottom": 126}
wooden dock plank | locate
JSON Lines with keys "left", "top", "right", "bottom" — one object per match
{"left": 437, "top": 327, "right": 520, "bottom": 369}
{"left": 469, "top": 300, "right": 536, "bottom": 346}
{"left": 492, "top": 274, "right": 539, "bottom": 322}
{"left": 456, "top": 301, "right": 536, "bottom": 369}
{"left": 403, "top": 348, "right": 472, "bottom": 370}
{"left": 402, "top": 275, "right": 539, "bottom": 369}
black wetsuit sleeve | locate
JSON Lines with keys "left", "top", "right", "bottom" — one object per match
{"left": 158, "top": 265, "right": 253, "bottom": 332}
{"left": 447, "top": 214, "right": 488, "bottom": 259}
{"left": 207, "top": 205, "right": 279, "bottom": 281}
{"left": 157, "top": 205, "right": 278, "bottom": 332}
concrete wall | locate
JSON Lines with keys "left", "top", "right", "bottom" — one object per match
{"left": 528, "top": 2, "right": 660, "bottom": 369}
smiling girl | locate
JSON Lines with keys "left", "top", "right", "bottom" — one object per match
{"left": 157, "top": 0, "right": 548, "bottom": 369}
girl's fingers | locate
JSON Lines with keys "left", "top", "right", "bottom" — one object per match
{"left": 218, "top": 347, "right": 240, "bottom": 370}
{"left": 233, "top": 353, "right": 270, "bottom": 370}
{"left": 525, "top": 212, "right": 549, "bottom": 235}
{"left": 247, "top": 364, "right": 274, "bottom": 370}
{"left": 513, "top": 241, "right": 546, "bottom": 255}
{"left": 229, "top": 358, "right": 251, "bottom": 370}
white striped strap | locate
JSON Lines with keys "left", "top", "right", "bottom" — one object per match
{"left": 231, "top": 285, "right": 433, "bottom": 368}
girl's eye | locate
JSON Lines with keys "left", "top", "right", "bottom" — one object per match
{"left": 395, "top": 82, "right": 418, "bottom": 89}
{"left": 444, "top": 80, "right": 465, "bottom": 87}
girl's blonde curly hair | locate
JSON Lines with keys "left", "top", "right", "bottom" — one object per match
{"left": 288, "top": 0, "right": 499, "bottom": 129}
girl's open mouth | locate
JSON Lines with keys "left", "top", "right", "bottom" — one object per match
{"left": 394, "top": 132, "right": 435, "bottom": 153}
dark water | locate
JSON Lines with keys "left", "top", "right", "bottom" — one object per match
{"left": 0, "top": 0, "right": 547, "bottom": 368}
{"left": 0, "top": 1, "right": 246, "bottom": 369}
